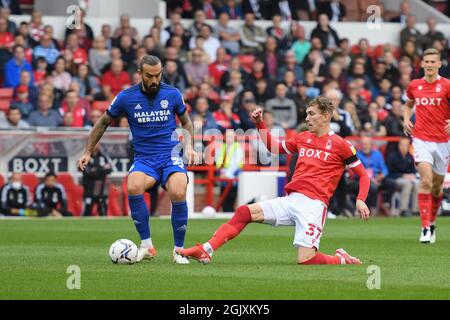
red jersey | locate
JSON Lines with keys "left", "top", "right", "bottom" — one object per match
{"left": 102, "top": 71, "right": 131, "bottom": 96}
{"left": 406, "top": 76, "right": 450, "bottom": 142}
{"left": 283, "top": 131, "right": 359, "bottom": 206}
{"left": 213, "top": 109, "right": 241, "bottom": 130}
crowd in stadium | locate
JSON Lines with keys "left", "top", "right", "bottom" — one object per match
{"left": 0, "top": 0, "right": 449, "bottom": 216}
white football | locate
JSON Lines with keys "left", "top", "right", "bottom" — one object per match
{"left": 109, "top": 239, "right": 138, "bottom": 264}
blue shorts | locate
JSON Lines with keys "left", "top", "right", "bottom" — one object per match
{"left": 129, "top": 155, "right": 188, "bottom": 190}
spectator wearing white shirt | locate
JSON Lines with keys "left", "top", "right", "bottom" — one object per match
{"left": 189, "top": 25, "right": 221, "bottom": 62}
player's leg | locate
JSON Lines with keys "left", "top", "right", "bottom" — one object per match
{"left": 128, "top": 170, "right": 158, "bottom": 261}
{"left": 177, "top": 203, "right": 263, "bottom": 264}
{"left": 413, "top": 138, "right": 436, "bottom": 243}
{"left": 429, "top": 171, "right": 444, "bottom": 244}
{"left": 416, "top": 162, "right": 434, "bottom": 242}
{"left": 288, "top": 193, "right": 361, "bottom": 265}
{"left": 165, "top": 172, "right": 190, "bottom": 264}
{"left": 82, "top": 196, "right": 93, "bottom": 216}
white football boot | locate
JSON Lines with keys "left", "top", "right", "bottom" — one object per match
{"left": 419, "top": 228, "right": 431, "bottom": 243}
{"left": 430, "top": 225, "right": 436, "bottom": 244}
{"left": 136, "top": 246, "right": 157, "bottom": 262}
{"left": 173, "top": 250, "right": 190, "bottom": 264}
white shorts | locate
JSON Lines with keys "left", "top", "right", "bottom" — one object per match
{"left": 412, "top": 138, "right": 450, "bottom": 176}
{"left": 259, "top": 192, "right": 328, "bottom": 249}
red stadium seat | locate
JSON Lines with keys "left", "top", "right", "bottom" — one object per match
{"left": 57, "top": 173, "right": 83, "bottom": 216}
{"left": 0, "top": 88, "right": 13, "bottom": 99}
{"left": 0, "top": 99, "right": 10, "bottom": 113}
{"left": 0, "top": 174, "right": 4, "bottom": 188}
{"left": 21, "top": 173, "right": 40, "bottom": 199}
{"left": 107, "top": 184, "right": 122, "bottom": 216}
{"left": 92, "top": 101, "right": 110, "bottom": 112}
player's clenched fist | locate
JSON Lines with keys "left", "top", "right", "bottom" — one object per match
{"left": 251, "top": 107, "right": 263, "bottom": 123}
{"left": 77, "top": 153, "right": 91, "bottom": 171}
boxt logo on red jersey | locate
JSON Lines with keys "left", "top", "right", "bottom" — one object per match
{"left": 415, "top": 97, "right": 443, "bottom": 106}
{"left": 299, "top": 148, "right": 331, "bottom": 161}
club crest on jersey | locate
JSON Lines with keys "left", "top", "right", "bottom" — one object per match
{"left": 418, "top": 85, "right": 422, "bottom": 91}
{"left": 436, "top": 84, "right": 441, "bottom": 92}
{"left": 160, "top": 99, "right": 169, "bottom": 109}
{"left": 326, "top": 140, "right": 332, "bottom": 150}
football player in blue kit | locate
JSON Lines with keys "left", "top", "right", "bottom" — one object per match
{"left": 78, "top": 55, "right": 198, "bottom": 264}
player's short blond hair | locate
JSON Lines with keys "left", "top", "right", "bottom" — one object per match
{"left": 308, "top": 96, "right": 335, "bottom": 116}
{"left": 423, "top": 48, "right": 441, "bottom": 59}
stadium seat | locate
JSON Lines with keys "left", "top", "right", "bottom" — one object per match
{"left": 56, "top": 173, "right": 83, "bottom": 216}
{"left": 107, "top": 184, "right": 122, "bottom": 216}
{"left": 92, "top": 101, "right": 110, "bottom": 113}
{"left": 0, "top": 174, "right": 4, "bottom": 188}
{"left": 0, "top": 88, "right": 13, "bottom": 99}
{"left": 0, "top": 99, "right": 10, "bottom": 113}
{"left": 21, "top": 173, "right": 40, "bottom": 199}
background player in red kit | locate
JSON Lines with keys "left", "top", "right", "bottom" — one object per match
{"left": 178, "top": 97, "right": 371, "bottom": 265}
{"left": 403, "top": 48, "right": 450, "bottom": 244}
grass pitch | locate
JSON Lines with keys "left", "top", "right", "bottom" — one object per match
{"left": 1, "top": 217, "right": 449, "bottom": 300}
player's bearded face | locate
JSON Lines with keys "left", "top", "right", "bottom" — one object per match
{"left": 141, "top": 65, "right": 162, "bottom": 96}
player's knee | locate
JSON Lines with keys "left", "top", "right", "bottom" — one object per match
{"left": 297, "top": 255, "right": 314, "bottom": 264}
{"left": 127, "top": 184, "right": 145, "bottom": 196}
{"left": 169, "top": 189, "right": 186, "bottom": 202}
{"left": 420, "top": 177, "right": 432, "bottom": 191}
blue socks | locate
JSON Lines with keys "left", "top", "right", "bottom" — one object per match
{"left": 171, "top": 201, "right": 188, "bottom": 248}
{"left": 128, "top": 194, "right": 150, "bottom": 241}
{"left": 129, "top": 195, "right": 187, "bottom": 249}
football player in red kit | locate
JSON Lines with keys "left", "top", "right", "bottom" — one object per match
{"left": 178, "top": 97, "right": 371, "bottom": 265}
{"left": 404, "top": 48, "right": 450, "bottom": 243}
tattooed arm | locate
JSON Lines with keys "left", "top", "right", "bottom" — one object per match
{"left": 178, "top": 111, "right": 199, "bottom": 165}
{"left": 77, "top": 113, "right": 114, "bottom": 171}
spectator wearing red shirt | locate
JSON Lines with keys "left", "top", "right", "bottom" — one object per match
{"left": 0, "top": 17, "right": 14, "bottom": 49}
{"left": 64, "top": 33, "right": 88, "bottom": 65}
{"left": 59, "top": 90, "right": 88, "bottom": 128}
{"left": 213, "top": 94, "right": 241, "bottom": 133}
{"left": 209, "top": 47, "right": 229, "bottom": 88}
{"left": 33, "top": 57, "right": 47, "bottom": 87}
{"left": 101, "top": 58, "right": 131, "bottom": 98}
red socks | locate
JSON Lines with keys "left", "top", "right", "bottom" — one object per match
{"left": 208, "top": 205, "right": 252, "bottom": 250}
{"left": 430, "top": 194, "right": 443, "bottom": 225}
{"left": 300, "top": 252, "right": 341, "bottom": 265}
{"left": 418, "top": 193, "right": 432, "bottom": 228}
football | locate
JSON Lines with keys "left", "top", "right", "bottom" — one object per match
{"left": 109, "top": 239, "right": 138, "bottom": 264}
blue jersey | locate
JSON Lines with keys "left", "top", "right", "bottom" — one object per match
{"left": 107, "top": 82, "right": 187, "bottom": 160}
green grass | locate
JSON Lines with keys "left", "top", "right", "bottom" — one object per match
{"left": 1, "top": 217, "right": 450, "bottom": 300}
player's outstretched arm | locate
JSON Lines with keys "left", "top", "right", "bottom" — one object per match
{"left": 252, "top": 107, "right": 289, "bottom": 155}
{"left": 403, "top": 99, "right": 415, "bottom": 136}
{"left": 350, "top": 162, "right": 371, "bottom": 221}
{"left": 77, "top": 113, "right": 113, "bottom": 171}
